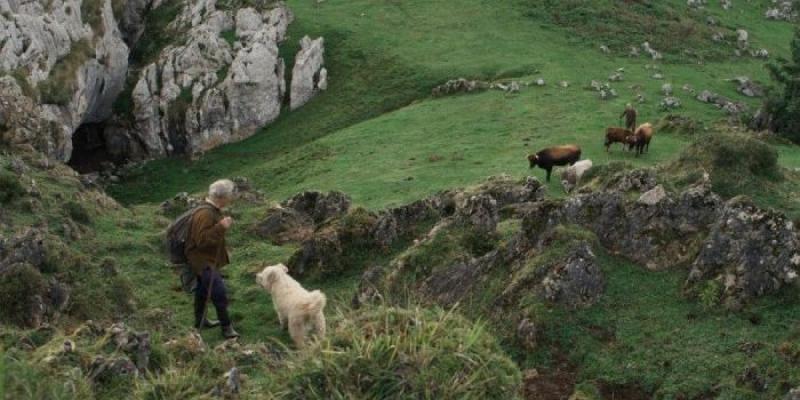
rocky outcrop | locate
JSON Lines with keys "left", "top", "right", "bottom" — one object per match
{"left": 533, "top": 242, "right": 603, "bottom": 308}
{"left": 290, "top": 35, "right": 326, "bottom": 110}
{"left": 118, "top": 0, "right": 154, "bottom": 46}
{"left": 0, "top": 0, "right": 129, "bottom": 161}
{"left": 128, "top": 3, "right": 292, "bottom": 159}
{"left": 253, "top": 206, "right": 314, "bottom": 245}
{"left": 2, "top": 0, "right": 327, "bottom": 166}
{"left": 687, "top": 197, "right": 800, "bottom": 309}
{"left": 282, "top": 190, "right": 352, "bottom": 224}
{"left": 766, "top": 1, "right": 798, "bottom": 21}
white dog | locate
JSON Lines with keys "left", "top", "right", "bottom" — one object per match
{"left": 256, "top": 264, "right": 326, "bottom": 348}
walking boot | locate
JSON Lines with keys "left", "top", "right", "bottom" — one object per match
{"left": 222, "top": 325, "right": 240, "bottom": 339}
{"left": 194, "top": 296, "right": 221, "bottom": 329}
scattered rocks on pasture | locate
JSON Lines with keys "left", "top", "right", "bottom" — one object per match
{"left": 432, "top": 79, "right": 489, "bottom": 97}
{"left": 642, "top": 42, "right": 662, "bottom": 60}
{"left": 766, "top": 1, "right": 797, "bottom": 21}
{"left": 731, "top": 76, "right": 764, "bottom": 97}
{"left": 660, "top": 96, "right": 682, "bottom": 110}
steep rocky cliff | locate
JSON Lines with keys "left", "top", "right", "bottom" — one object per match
{"left": 0, "top": 0, "right": 129, "bottom": 161}
{"left": 0, "top": 0, "right": 326, "bottom": 168}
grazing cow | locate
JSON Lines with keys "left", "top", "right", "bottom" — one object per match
{"left": 560, "top": 159, "right": 593, "bottom": 193}
{"left": 628, "top": 123, "right": 655, "bottom": 156}
{"left": 528, "top": 145, "right": 582, "bottom": 182}
{"left": 605, "top": 127, "right": 634, "bottom": 152}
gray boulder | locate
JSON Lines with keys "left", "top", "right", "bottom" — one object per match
{"left": 253, "top": 206, "right": 314, "bottom": 245}
{"left": 538, "top": 242, "right": 604, "bottom": 308}
{"left": 290, "top": 36, "right": 326, "bottom": 110}
{"left": 688, "top": 197, "right": 800, "bottom": 308}
{"left": 638, "top": 184, "right": 667, "bottom": 206}
{"left": 282, "top": 191, "right": 352, "bottom": 224}
{"left": 457, "top": 194, "right": 499, "bottom": 233}
{"left": 129, "top": 3, "right": 293, "bottom": 159}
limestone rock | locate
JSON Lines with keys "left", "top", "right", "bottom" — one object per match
{"left": 129, "top": 2, "right": 293, "bottom": 159}
{"left": 253, "top": 206, "right": 314, "bottom": 245}
{"left": 457, "top": 194, "right": 499, "bottom": 233}
{"left": 432, "top": 78, "right": 489, "bottom": 97}
{"left": 660, "top": 96, "right": 681, "bottom": 110}
{"left": 282, "top": 191, "right": 352, "bottom": 224}
{"left": 638, "top": 184, "right": 667, "bottom": 206}
{"left": 0, "top": 0, "right": 129, "bottom": 161}
{"left": 688, "top": 197, "right": 800, "bottom": 307}
{"left": 290, "top": 36, "right": 326, "bottom": 110}
{"left": 538, "top": 242, "right": 604, "bottom": 308}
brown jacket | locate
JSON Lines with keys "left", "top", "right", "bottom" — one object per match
{"left": 185, "top": 202, "right": 230, "bottom": 275}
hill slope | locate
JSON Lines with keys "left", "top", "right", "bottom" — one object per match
{"left": 4, "top": 1, "right": 800, "bottom": 399}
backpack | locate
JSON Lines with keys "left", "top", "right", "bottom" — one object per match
{"left": 166, "top": 204, "right": 214, "bottom": 293}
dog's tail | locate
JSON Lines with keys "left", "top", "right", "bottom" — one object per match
{"left": 301, "top": 290, "right": 327, "bottom": 315}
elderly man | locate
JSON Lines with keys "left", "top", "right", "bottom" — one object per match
{"left": 186, "top": 179, "right": 239, "bottom": 339}
{"left": 620, "top": 103, "right": 638, "bottom": 132}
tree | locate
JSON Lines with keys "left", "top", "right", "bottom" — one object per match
{"left": 760, "top": 29, "right": 800, "bottom": 142}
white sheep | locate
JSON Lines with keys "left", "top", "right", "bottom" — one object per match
{"left": 560, "top": 160, "right": 593, "bottom": 193}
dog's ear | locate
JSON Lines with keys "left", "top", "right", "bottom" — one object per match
{"left": 281, "top": 264, "right": 289, "bottom": 273}
{"left": 267, "top": 270, "right": 279, "bottom": 285}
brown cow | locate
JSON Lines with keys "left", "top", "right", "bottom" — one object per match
{"left": 528, "top": 144, "right": 582, "bottom": 182}
{"left": 605, "top": 127, "right": 634, "bottom": 152}
{"left": 628, "top": 123, "right": 654, "bottom": 156}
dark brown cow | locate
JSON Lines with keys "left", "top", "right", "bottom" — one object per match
{"left": 627, "top": 123, "right": 654, "bottom": 156}
{"left": 605, "top": 127, "right": 634, "bottom": 152}
{"left": 528, "top": 144, "right": 582, "bottom": 182}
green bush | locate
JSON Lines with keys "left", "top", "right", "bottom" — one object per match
{"left": 0, "top": 264, "right": 46, "bottom": 327}
{"left": 699, "top": 280, "right": 722, "bottom": 310}
{"left": 39, "top": 40, "right": 95, "bottom": 106}
{"left": 763, "top": 29, "right": 800, "bottom": 143}
{"left": 80, "top": 0, "right": 104, "bottom": 33}
{"left": 279, "top": 306, "right": 522, "bottom": 399}
{"left": 0, "top": 169, "right": 24, "bottom": 203}
{"left": 65, "top": 201, "right": 92, "bottom": 225}
{"left": 675, "top": 131, "right": 781, "bottom": 197}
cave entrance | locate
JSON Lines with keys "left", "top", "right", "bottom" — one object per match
{"left": 68, "top": 123, "right": 119, "bottom": 174}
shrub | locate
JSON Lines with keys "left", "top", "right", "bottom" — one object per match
{"left": 80, "top": 0, "right": 104, "bottom": 34}
{"left": 39, "top": 40, "right": 95, "bottom": 106}
{"left": 674, "top": 131, "right": 781, "bottom": 197}
{"left": 699, "top": 280, "right": 722, "bottom": 310}
{"left": 65, "top": 201, "right": 92, "bottom": 225}
{"left": 0, "top": 169, "right": 24, "bottom": 203}
{"left": 762, "top": 29, "right": 800, "bottom": 143}
{"left": 279, "top": 306, "right": 522, "bottom": 399}
{"left": 0, "top": 264, "right": 46, "bottom": 327}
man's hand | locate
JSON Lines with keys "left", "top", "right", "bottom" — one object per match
{"left": 220, "top": 216, "right": 234, "bottom": 230}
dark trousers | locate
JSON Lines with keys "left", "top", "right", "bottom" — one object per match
{"left": 194, "top": 267, "right": 231, "bottom": 327}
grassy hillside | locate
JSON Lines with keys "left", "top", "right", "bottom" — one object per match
{"left": 109, "top": 0, "right": 797, "bottom": 206}
{"left": 5, "top": 0, "right": 800, "bottom": 399}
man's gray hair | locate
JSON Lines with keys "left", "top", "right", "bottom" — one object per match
{"left": 208, "top": 179, "right": 236, "bottom": 200}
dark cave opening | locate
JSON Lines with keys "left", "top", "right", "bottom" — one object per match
{"left": 67, "top": 123, "right": 123, "bottom": 174}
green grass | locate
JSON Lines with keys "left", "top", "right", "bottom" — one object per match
{"left": 556, "top": 254, "right": 800, "bottom": 399}
{"left": 109, "top": 0, "right": 796, "bottom": 206}
{"left": 8, "top": 1, "right": 800, "bottom": 398}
